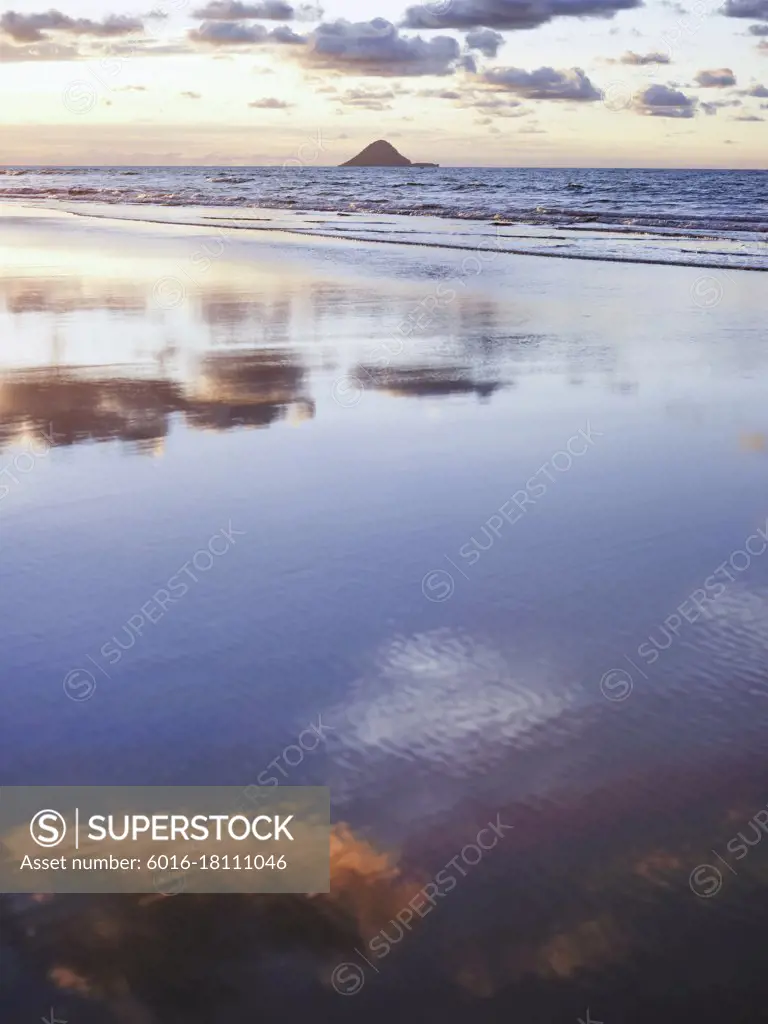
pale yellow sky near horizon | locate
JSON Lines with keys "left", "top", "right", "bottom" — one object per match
{"left": 1, "top": 0, "right": 766, "bottom": 166}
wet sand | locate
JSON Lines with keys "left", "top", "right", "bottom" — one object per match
{"left": 1, "top": 203, "right": 768, "bottom": 1023}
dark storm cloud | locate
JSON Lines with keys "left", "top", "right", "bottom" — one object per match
{"left": 402, "top": 0, "right": 641, "bottom": 31}
{"left": 480, "top": 65, "right": 602, "bottom": 100}
{"left": 465, "top": 27, "right": 504, "bottom": 56}
{"left": 299, "top": 18, "right": 462, "bottom": 76}
{"left": 694, "top": 67, "right": 737, "bottom": 86}
{"left": 0, "top": 9, "right": 143, "bottom": 42}
{"left": 748, "top": 22, "right": 768, "bottom": 31}
{"left": 634, "top": 83, "right": 697, "bottom": 116}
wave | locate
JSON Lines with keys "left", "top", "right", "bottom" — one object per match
{"left": 1, "top": 166, "right": 765, "bottom": 271}
{"left": 2, "top": 184, "right": 766, "bottom": 239}
{"left": 56, "top": 204, "right": 768, "bottom": 272}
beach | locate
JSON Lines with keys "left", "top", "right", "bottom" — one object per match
{"left": 2, "top": 199, "right": 768, "bottom": 1022}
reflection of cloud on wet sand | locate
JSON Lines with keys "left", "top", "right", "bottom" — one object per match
{"left": 0, "top": 278, "right": 148, "bottom": 316}
{"left": 2, "top": 823, "right": 422, "bottom": 1015}
{"left": 0, "top": 350, "right": 314, "bottom": 451}
{"left": 186, "top": 351, "right": 314, "bottom": 432}
{"left": 351, "top": 364, "right": 504, "bottom": 401}
{"left": 5, "top": 766, "right": 768, "bottom": 1019}
{"left": 328, "top": 630, "right": 574, "bottom": 787}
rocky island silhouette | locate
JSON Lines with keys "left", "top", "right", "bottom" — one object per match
{"left": 340, "top": 140, "right": 438, "bottom": 167}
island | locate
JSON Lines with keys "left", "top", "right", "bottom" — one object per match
{"left": 340, "top": 140, "right": 438, "bottom": 168}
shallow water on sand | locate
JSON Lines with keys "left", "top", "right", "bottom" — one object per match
{"left": 1, "top": 206, "right": 768, "bottom": 1023}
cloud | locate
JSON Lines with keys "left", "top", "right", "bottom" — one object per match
{"left": 269, "top": 23, "right": 305, "bottom": 41}
{"left": 181, "top": 90, "right": 202, "bottom": 98}
{"left": 615, "top": 50, "right": 671, "bottom": 64}
{"left": 192, "top": 1, "right": 294, "bottom": 18}
{"left": 299, "top": 18, "right": 462, "bottom": 76}
{"left": 420, "top": 85, "right": 529, "bottom": 115}
{"left": 738, "top": 82, "right": 768, "bottom": 95}
{"left": 634, "top": 83, "right": 697, "bottom": 116}
{"left": 418, "top": 87, "right": 462, "bottom": 98}
{"left": 722, "top": 0, "right": 768, "bottom": 17}
{"left": 480, "top": 65, "right": 602, "bottom": 101}
{"left": 336, "top": 86, "right": 399, "bottom": 109}
{"left": 249, "top": 96, "right": 293, "bottom": 106}
{"left": 189, "top": 20, "right": 304, "bottom": 43}
{"left": 465, "top": 27, "right": 504, "bottom": 56}
{"left": 0, "top": 38, "right": 78, "bottom": 59}
{"left": 749, "top": 22, "right": 768, "bottom": 31}
{"left": 733, "top": 112, "right": 765, "bottom": 118}
{"left": 0, "top": 10, "right": 143, "bottom": 42}
{"left": 472, "top": 94, "right": 524, "bottom": 109}
{"left": 694, "top": 67, "right": 737, "bottom": 86}
{"left": 402, "top": 0, "right": 641, "bottom": 31}
{"left": 701, "top": 98, "right": 742, "bottom": 113}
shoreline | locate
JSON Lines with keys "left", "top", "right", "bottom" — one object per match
{"left": 1, "top": 200, "right": 765, "bottom": 274}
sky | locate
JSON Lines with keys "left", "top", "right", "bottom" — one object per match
{"left": 0, "top": 0, "right": 766, "bottom": 166}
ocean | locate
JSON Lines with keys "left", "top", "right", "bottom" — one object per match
{"left": 0, "top": 165, "right": 766, "bottom": 269}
